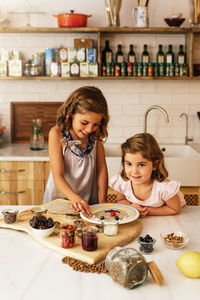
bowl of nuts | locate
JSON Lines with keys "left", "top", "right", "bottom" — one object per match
{"left": 160, "top": 231, "right": 189, "bottom": 249}
{"left": 29, "top": 215, "right": 55, "bottom": 238}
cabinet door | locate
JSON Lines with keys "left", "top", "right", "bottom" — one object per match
{"left": 0, "top": 161, "right": 44, "bottom": 180}
{"left": 0, "top": 180, "right": 44, "bottom": 205}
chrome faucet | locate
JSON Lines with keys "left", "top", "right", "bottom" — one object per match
{"left": 144, "top": 105, "right": 169, "bottom": 133}
{"left": 179, "top": 113, "right": 193, "bottom": 145}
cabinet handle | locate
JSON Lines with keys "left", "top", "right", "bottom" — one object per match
{"left": 0, "top": 190, "right": 26, "bottom": 194}
{"left": 0, "top": 169, "right": 26, "bottom": 173}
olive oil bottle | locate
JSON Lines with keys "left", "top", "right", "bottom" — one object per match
{"left": 128, "top": 44, "right": 136, "bottom": 63}
{"left": 166, "top": 44, "right": 174, "bottom": 64}
{"left": 102, "top": 40, "right": 113, "bottom": 63}
{"left": 156, "top": 44, "right": 165, "bottom": 64}
{"left": 141, "top": 44, "right": 149, "bottom": 63}
{"left": 177, "top": 45, "right": 186, "bottom": 65}
{"left": 116, "top": 44, "right": 124, "bottom": 63}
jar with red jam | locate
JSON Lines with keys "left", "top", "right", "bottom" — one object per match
{"left": 60, "top": 225, "right": 75, "bottom": 248}
{"left": 82, "top": 230, "right": 98, "bottom": 251}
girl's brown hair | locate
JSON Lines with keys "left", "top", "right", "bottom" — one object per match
{"left": 56, "top": 86, "right": 109, "bottom": 141}
{"left": 121, "top": 133, "right": 168, "bottom": 182}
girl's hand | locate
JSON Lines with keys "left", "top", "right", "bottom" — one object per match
{"left": 130, "top": 203, "right": 148, "bottom": 218}
{"left": 72, "top": 199, "right": 92, "bottom": 216}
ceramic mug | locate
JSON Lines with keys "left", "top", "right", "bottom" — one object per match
{"left": 132, "top": 6, "right": 149, "bottom": 28}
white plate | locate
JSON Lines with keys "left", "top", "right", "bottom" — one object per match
{"left": 80, "top": 203, "right": 139, "bottom": 225}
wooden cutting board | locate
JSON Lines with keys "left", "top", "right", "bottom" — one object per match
{"left": 0, "top": 199, "right": 142, "bottom": 264}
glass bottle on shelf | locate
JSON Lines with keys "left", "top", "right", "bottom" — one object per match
{"left": 102, "top": 40, "right": 113, "bottom": 63}
{"left": 141, "top": 44, "right": 149, "bottom": 63}
{"left": 166, "top": 44, "right": 174, "bottom": 64}
{"left": 156, "top": 44, "right": 165, "bottom": 64}
{"left": 177, "top": 45, "right": 186, "bottom": 65}
{"left": 30, "top": 119, "right": 45, "bottom": 150}
{"left": 128, "top": 44, "right": 136, "bottom": 63}
{"left": 116, "top": 44, "right": 124, "bottom": 63}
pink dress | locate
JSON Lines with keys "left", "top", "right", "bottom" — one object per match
{"left": 110, "top": 174, "right": 186, "bottom": 207}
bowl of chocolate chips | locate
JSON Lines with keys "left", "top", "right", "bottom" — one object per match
{"left": 29, "top": 215, "right": 55, "bottom": 238}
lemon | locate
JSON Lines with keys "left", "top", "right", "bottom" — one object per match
{"left": 176, "top": 251, "right": 200, "bottom": 278}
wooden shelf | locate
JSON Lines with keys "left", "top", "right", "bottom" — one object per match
{"left": 0, "top": 26, "right": 198, "bottom": 80}
{"left": 0, "top": 26, "right": 191, "bottom": 34}
{"left": 0, "top": 76, "right": 195, "bottom": 80}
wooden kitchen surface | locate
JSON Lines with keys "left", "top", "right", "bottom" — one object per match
{"left": 0, "top": 199, "right": 142, "bottom": 264}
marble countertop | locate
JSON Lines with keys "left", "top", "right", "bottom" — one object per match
{"left": 0, "top": 205, "right": 200, "bottom": 300}
{"left": 0, "top": 143, "right": 49, "bottom": 161}
{"left": 0, "top": 142, "right": 200, "bottom": 161}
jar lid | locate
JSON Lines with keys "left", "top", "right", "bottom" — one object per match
{"left": 148, "top": 261, "right": 164, "bottom": 285}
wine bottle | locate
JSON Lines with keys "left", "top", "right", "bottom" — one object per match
{"left": 116, "top": 44, "right": 124, "bottom": 63}
{"left": 156, "top": 44, "right": 165, "bottom": 64}
{"left": 128, "top": 44, "right": 136, "bottom": 63}
{"left": 141, "top": 44, "right": 149, "bottom": 63}
{"left": 177, "top": 45, "right": 186, "bottom": 65}
{"left": 166, "top": 44, "right": 174, "bottom": 64}
{"left": 102, "top": 40, "right": 113, "bottom": 63}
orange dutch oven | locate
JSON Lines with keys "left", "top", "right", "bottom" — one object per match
{"left": 53, "top": 10, "right": 92, "bottom": 27}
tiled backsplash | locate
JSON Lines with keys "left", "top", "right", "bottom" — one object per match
{"left": 0, "top": 78, "right": 199, "bottom": 145}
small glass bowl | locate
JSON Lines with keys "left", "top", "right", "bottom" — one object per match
{"left": 137, "top": 237, "right": 156, "bottom": 254}
{"left": 2, "top": 209, "right": 18, "bottom": 224}
{"left": 31, "top": 207, "right": 47, "bottom": 215}
{"left": 160, "top": 231, "right": 189, "bottom": 250}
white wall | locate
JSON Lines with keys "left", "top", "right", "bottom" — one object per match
{"left": 0, "top": 0, "right": 200, "bottom": 145}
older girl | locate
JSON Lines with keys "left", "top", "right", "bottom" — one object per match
{"left": 43, "top": 86, "right": 109, "bottom": 215}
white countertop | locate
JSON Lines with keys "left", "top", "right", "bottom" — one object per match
{"left": 0, "top": 205, "right": 200, "bottom": 300}
{"left": 0, "top": 143, "right": 49, "bottom": 161}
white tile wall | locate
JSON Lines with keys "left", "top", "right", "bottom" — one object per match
{"left": 0, "top": 0, "right": 200, "bottom": 146}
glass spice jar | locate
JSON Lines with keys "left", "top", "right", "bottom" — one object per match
{"left": 102, "top": 220, "right": 119, "bottom": 236}
{"left": 2, "top": 209, "right": 18, "bottom": 224}
{"left": 105, "top": 247, "right": 148, "bottom": 289}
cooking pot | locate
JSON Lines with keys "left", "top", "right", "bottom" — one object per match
{"left": 53, "top": 10, "right": 92, "bottom": 28}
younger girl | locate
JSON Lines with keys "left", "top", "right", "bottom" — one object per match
{"left": 110, "top": 133, "right": 185, "bottom": 217}
{"left": 43, "top": 86, "right": 109, "bottom": 215}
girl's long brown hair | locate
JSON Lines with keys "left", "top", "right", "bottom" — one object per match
{"left": 56, "top": 86, "right": 109, "bottom": 141}
{"left": 121, "top": 133, "right": 168, "bottom": 182}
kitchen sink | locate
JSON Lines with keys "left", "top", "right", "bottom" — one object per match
{"left": 105, "top": 144, "right": 200, "bottom": 186}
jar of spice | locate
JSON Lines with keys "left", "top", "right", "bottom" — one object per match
{"left": 2, "top": 209, "right": 18, "bottom": 224}
{"left": 24, "top": 62, "right": 31, "bottom": 76}
{"left": 105, "top": 247, "right": 148, "bottom": 289}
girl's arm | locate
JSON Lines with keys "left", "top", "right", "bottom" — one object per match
{"left": 48, "top": 126, "right": 91, "bottom": 215}
{"left": 115, "top": 192, "right": 148, "bottom": 217}
{"left": 147, "top": 194, "right": 181, "bottom": 216}
{"left": 96, "top": 141, "right": 108, "bottom": 203}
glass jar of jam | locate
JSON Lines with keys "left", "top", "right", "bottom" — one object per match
{"left": 60, "top": 225, "right": 75, "bottom": 248}
{"left": 105, "top": 247, "right": 148, "bottom": 289}
{"left": 82, "top": 230, "right": 98, "bottom": 251}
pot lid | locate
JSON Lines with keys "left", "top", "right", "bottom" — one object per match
{"left": 57, "top": 10, "right": 88, "bottom": 16}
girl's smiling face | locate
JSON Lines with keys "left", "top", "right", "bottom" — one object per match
{"left": 70, "top": 111, "right": 103, "bottom": 140}
{"left": 124, "top": 152, "right": 157, "bottom": 185}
